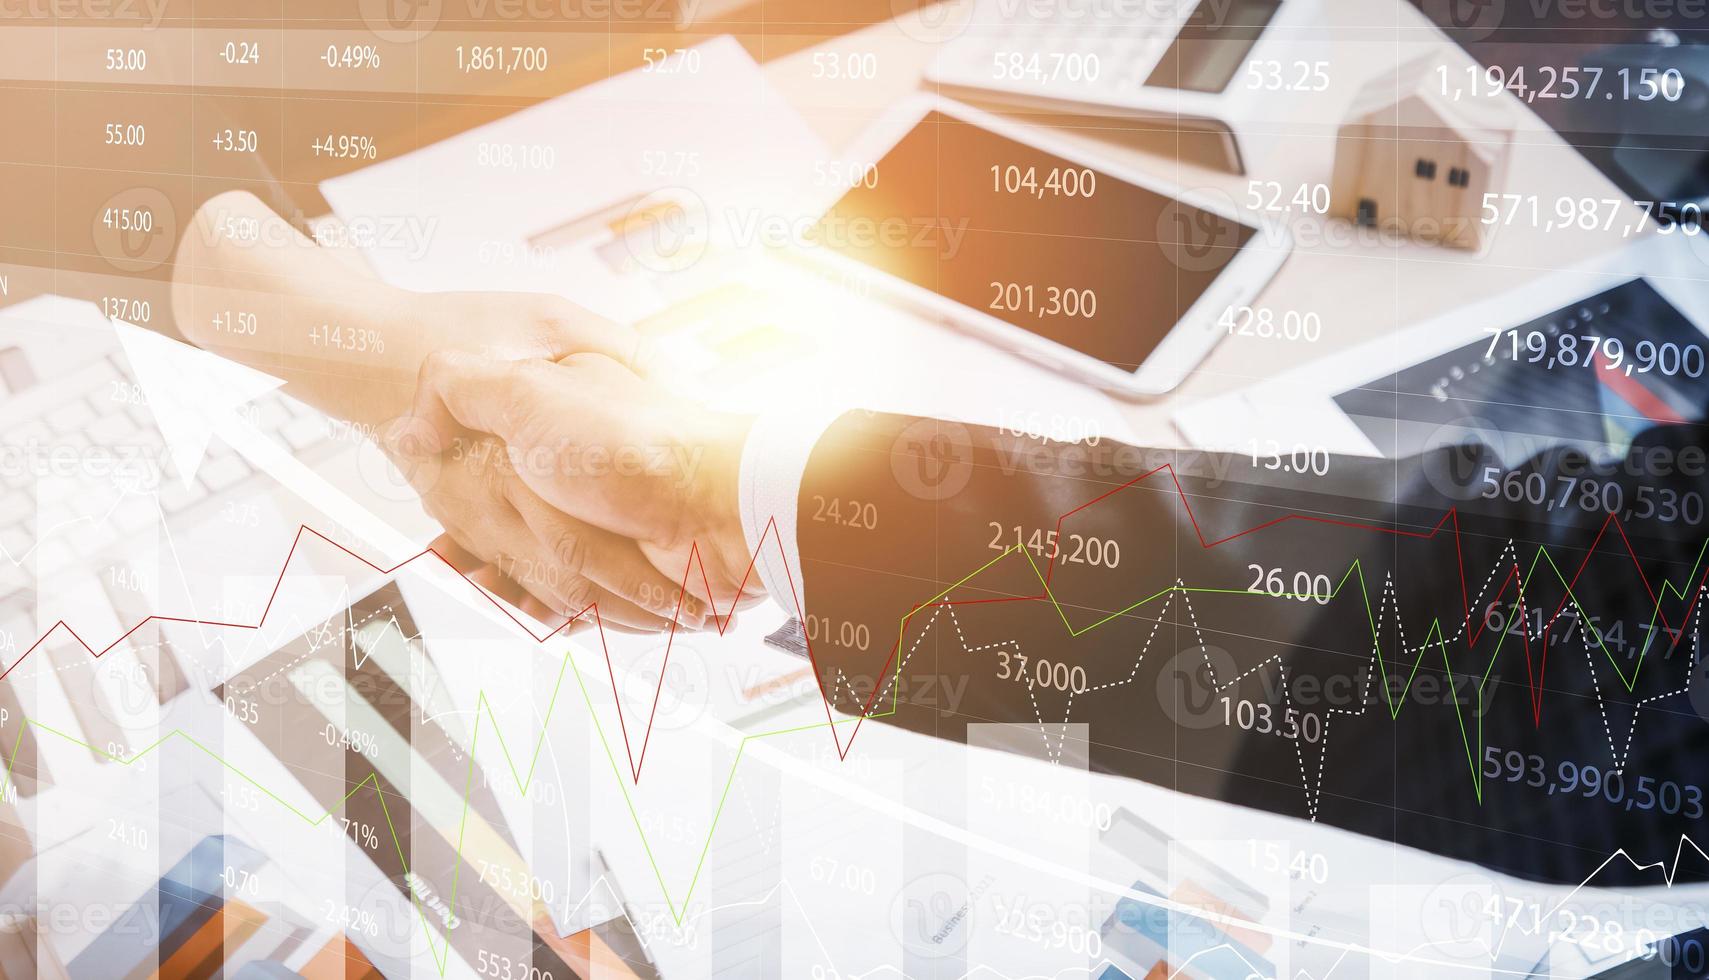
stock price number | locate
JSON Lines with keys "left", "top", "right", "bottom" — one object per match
{"left": 811, "top": 51, "right": 878, "bottom": 80}
{"left": 1220, "top": 305, "right": 1322, "bottom": 343}
{"left": 1438, "top": 62, "right": 1684, "bottom": 104}
{"left": 475, "top": 950, "right": 551, "bottom": 980}
{"left": 804, "top": 614, "right": 870, "bottom": 651}
{"left": 105, "top": 47, "right": 146, "bottom": 71}
{"left": 456, "top": 44, "right": 549, "bottom": 74}
{"left": 1482, "top": 746, "right": 1705, "bottom": 817}
{"left": 1246, "top": 839, "right": 1330, "bottom": 883}
{"left": 1246, "top": 564, "right": 1333, "bottom": 603}
{"left": 217, "top": 40, "right": 262, "bottom": 65}
{"left": 1481, "top": 193, "right": 1705, "bottom": 237}
{"left": 1246, "top": 180, "right": 1329, "bottom": 215}
{"left": 987, "top": 524, "right": 1122, "bottom": 568}
{"left": 991, "top": 163, "right": 1095, "bottom": 200}
{"left": 811, "top": 495, "right": 878, "bottom": 530}
{"left": 1483, "top": 326, "right": 1704, "bottom": 377}
{"left": 104, "top": 122, "right": 145, "bottom": 147}
{"left": 988, "top": 281, "right": 1096, "bottom": 321}
{"left": 1222, "top": 697, "right": 1323, "bottom": 743}
{"left": 209, "top": 128, "right": 259, "bottom": 154}
{"left": 996, "top": 649, "right": 1089, "bottom": 694}
{"left": 1243, "top": 58, "right": 1329, "bottom": 92}
{"left": 641, "top": 47, "right": 700, "bottom": 74}
{"left": 101, "top": 206, "right": 154, "bottom": 234}
{"left": 991, "top": 50, "right": 1101, "bottom": 85}
{"left": 101, "top": 295, "right": 151, "bottom": 324}
{"left": 1479, "top": 468, "right": 1705, "bottom": 525}
{"left": 1248, "top": 440, "right": 1330, "bottom": 476}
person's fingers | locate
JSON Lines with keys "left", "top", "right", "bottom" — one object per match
{"left": 469, "top": 563, "right": 526, "bottom": 605}
{"left": 488, "top": 563, "right": 673, "bottom": 633}
{"left": 426, "top": 532, "right": 483, "bottom": 575}
{"left": 528, "top": 296, "right": 658, "bottom": 376}
{"left": 406, "top": 348, "right": 526, "bottom": 458}
{"left": 451, "top": 503, "right": 679, "bottom": 632}
{"left": 403, "top": 439, "right": 676, "bottom": 634}
{"left": 502, "top": 476, "right": 706, "bottom": 629}
{"left": 413, "top": 352, "right": 694, "bottom": 545}
{"left": 419, "top": 429, "right": 698, "bottom": 628}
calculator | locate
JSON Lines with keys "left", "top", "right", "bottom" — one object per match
{"left": 924, "top": 0, "right": 1291, "bottom": 172}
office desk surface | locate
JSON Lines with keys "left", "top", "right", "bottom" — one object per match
{"left": 756, "top": 0, "right": 1650, "bottom": 447}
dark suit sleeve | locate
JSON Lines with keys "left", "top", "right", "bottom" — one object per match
{"left": 793, "top": 410, "right": 1709, "bottom": 885}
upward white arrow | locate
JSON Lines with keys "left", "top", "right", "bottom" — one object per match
{"left": 111, "top": 318, "right": 418, "bottom": 560}
{"left": 113, "top": 319, "right": 286, "bottom": 490}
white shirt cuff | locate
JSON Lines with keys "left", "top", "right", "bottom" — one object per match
{"left": 737, "top": 406, "right": 844, "bottom": 615}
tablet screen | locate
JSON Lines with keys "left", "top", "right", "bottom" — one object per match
{"left": 812, "top": 110, "right": 1259, "bottom": 372}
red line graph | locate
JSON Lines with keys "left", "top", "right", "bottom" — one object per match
{"left": 4, "top": 462, "right": 1705, "bottom": 785}
{"left": 1, "top": 517, "right": 819, "bottom": 785}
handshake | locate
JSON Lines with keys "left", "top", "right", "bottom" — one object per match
{"left": 170, "top": 191, "right": 764, "bottom": 633}
{"left": 377, "top": 300, "right": 760, "bottom": 635}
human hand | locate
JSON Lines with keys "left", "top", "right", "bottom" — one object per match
{"left": 380, "top": 296, "right": 717, "bottom": 631}
{"left": 395, "top": 351, "right": 758, "bottom": 624}
{"left": 173, "top": 191, "right": 685, "bottom": 629}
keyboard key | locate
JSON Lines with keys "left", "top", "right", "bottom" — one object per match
{"left": 84, "top": 411, "right": 135, "bottom": 447}
{"left": 280, "top": 415, "right": 328, "bottom": 450}
{"left": 45, "top": 399, "right": 96, "bottom": 434}
{"left": 253, "top": 394, "right": 291, "bottom": 428}
{"left": 198, "top": 454, "right": 251, "bottom": 493}
{"left": 3, "top": 421, "right": 50, "bottom": 449}
{"left": 159, "top": 479, "right": 207, "bottom": 515}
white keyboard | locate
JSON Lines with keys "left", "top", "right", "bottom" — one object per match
{"left": 0, "top": 345, "right": 335, "bottom": 802}
{"left": 926, "top": 0, "right": 1201, "bottom": 112}
{"left": 0, "top": 349, "right": 331, "bottom": 571}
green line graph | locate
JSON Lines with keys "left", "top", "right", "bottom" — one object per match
{"left": 2, "top": 531, "right": 1703, "bottom": 969}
